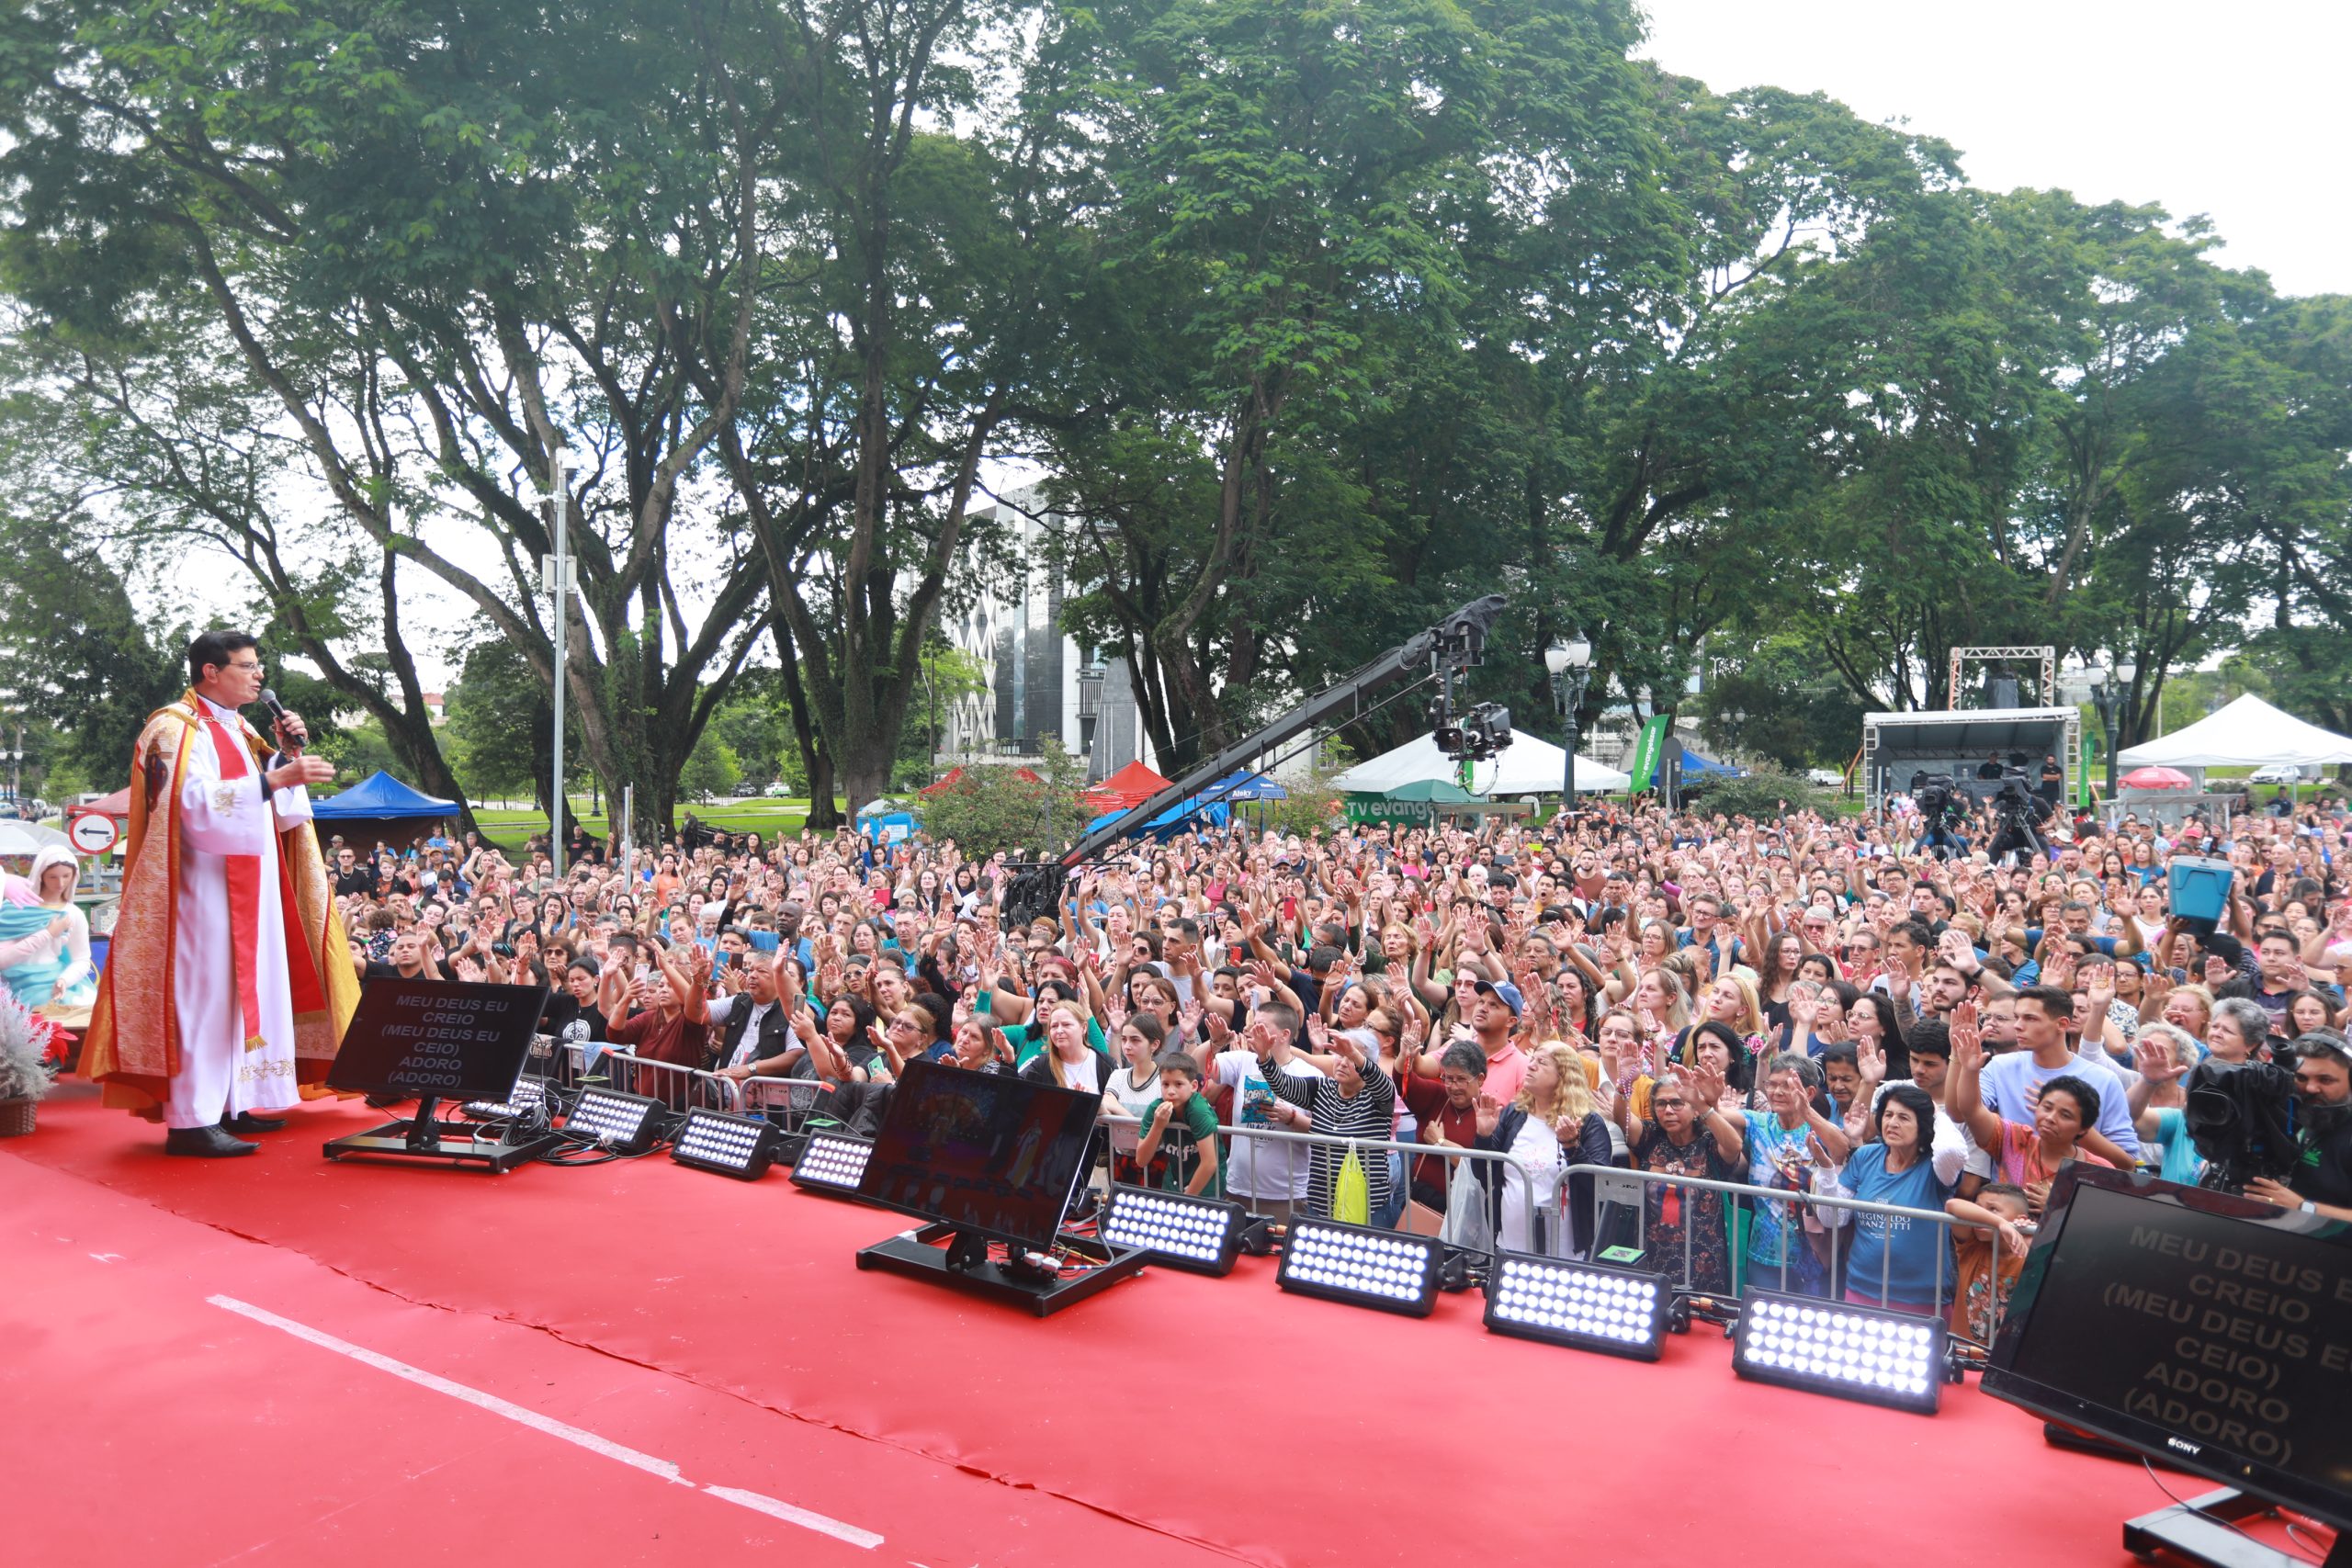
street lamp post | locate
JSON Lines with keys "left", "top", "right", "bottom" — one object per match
{"left": 1544, "top": 637, "right": 1594, "bottom": 815}
{"left": 533, "top": 449, "right": 574, "bottom": 880}
{"left": 2089, "top": 660, "right": 2136, "bottom": 797}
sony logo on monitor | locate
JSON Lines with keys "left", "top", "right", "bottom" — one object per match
{"left": 2167, "top": 1438, "right": 2201, "bottom": 1457}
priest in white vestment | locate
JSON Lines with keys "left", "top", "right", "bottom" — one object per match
{"left": 83, "top": 631, "right": 358, "bottom": 1156}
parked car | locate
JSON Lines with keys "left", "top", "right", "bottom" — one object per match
{"left": 1805, "top": 767, "right": 1845, "bottom": 787}
{"left": 2249, "top": 763, "right": 2318, "bottom": 785}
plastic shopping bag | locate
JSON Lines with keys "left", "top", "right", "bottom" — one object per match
{"left": 1333, "top": 1143, "right": 1371, "bottom": 1225}
{"left": 1440, "top": 1153, "right": 1492, "bottom": 1252}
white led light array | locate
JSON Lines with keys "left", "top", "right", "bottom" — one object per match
{"left": 1278, "top": 1220, "right": 1440, "bottom": 1315}
{"left": 566, "top": 1088, "right": 661, "bottom": 1152}
{"left": 1487, "top": 1256, "right": 1664, "bottom": 1357}
{"left": 790, "top": 1132, "right": 873, "bottom": 1193}
{"left": 1736, "top": 1296, "right": 1944, "bottom": 1413}
{"left": 1100, "top": 1187, "right": 1243, "bottom": 1273}
{"left": 672, "top": 1110, "right": 777, "bottom": 1179}
{"left": 464, "top": 1077, "right": 548, "bottom": 1122}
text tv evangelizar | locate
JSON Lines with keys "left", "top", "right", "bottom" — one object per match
{"left": 1983, "top": 1165, "right": 2352, "bottom": 1532}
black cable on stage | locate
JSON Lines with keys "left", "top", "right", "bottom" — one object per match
{"left": 2140, "top": 1459, "right": 2324, "bottom": 1565}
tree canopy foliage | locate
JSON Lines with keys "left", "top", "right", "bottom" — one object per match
{"left": 0, "top": 0, "right": 2341, "bottom": 810}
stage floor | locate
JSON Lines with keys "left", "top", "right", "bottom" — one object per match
{"left": 0, "top": 1082, "right": 2221, "bottom": 1566}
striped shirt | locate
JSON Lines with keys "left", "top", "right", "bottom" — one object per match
{"left": 1261, "top": 1054, "right": 1395, "bottom": 1219}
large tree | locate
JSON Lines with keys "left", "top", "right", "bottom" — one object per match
{"left": 0, "top": 0, "right": 770, "bottom": 841}
{"left": 0, "top": 513, "right": 187, "bottom": 788}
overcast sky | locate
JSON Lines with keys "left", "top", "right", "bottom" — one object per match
{"left": 1637, "top": 0, "right": 2351, "bottom": 298}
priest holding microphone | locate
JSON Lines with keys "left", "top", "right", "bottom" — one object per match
{"left": 84, "top": 631, "right": 360, "bottom": 1156}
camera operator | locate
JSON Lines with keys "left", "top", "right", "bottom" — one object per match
{"left": 1984, "top": 767, "right": 2053, "bottom": 864}
{"left": 2244, "top": 1030, "right": 2352, "bottom": 1223}
{"left": 1909, "top": 772, "right": 1969, "bottom": 859}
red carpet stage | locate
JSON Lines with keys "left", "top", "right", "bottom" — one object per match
{"left": 0, "top": 1082, "right": 2233, "bottom": 1566}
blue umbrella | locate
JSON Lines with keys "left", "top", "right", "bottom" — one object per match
{"left": 1208, "top": 769, "right": 1287, "bottom": 802}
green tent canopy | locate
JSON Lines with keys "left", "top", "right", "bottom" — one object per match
{"left": 1345, "top": 777, "right": 1478, "bottom": 826}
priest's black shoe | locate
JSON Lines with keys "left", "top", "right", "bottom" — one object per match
{"left": 221, "top": 1111, "right": 287, "bottom": 1133}
{"left": 165, "top": 1124, "right": 258, "bottom": 1157}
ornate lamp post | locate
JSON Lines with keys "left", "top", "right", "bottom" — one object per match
{"left": 2089, "top": 661, "right": 2136, "bottom": 796}
{"left": 1544, "top": 637, "right": 1594, "bottom": 810}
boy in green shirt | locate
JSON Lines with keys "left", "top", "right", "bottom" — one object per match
{"left": 1137, "top": 1055, "right": 1224, "bottom": 1197}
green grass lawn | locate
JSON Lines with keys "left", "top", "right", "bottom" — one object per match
{"left": 469, "top": 797, "right": 832, "bottom": 854}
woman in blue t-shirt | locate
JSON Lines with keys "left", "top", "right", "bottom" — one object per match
{"left": 1835, "top": 1083, "right": 1965, "bottom": 1314}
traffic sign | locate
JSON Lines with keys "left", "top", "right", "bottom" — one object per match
{"left": 67, "top": 811, "right": 120, "bottom": 856}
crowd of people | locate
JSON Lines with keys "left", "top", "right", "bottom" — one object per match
{"left": 274, "top": 781, "right": 2352, "bottom": 1337}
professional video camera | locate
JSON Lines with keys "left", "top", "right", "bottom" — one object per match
{"left": 1908, "top": 771, "right": 1959, "bottom": 825}
{"left": 1430, "top": 698, "right": 1513, "bottom": 762}
{"left": 1985, "top": 765, "right": 2054, "bottom": 861}
{"left": 2182, "top": 1059, "right": 2301, "bottom": 1195}
{"left": 1906, "top": 771, "right": 1969, "bottom": 859}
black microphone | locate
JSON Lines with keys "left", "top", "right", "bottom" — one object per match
{"left": 259, "top": 688, "right": 302, "bottom": 755}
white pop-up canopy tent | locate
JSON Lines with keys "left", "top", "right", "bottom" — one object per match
{"left": 1332, "top": 732, "right": 1632, "bottom": 796}
{"left": 2116, "top": 694, "right": 2352, "bottom": 770}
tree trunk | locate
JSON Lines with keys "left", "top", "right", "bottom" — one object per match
{"left": 805, "top": 752, "right": 841, "bottom": 830}
{"left": 836, "top": 744, "right": 894, "bottom": 822}
{"left": 771, "top": 618, "right": 841, "bottom": 829}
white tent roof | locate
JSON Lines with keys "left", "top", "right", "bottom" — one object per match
{"left": 2116, "top": 693, "right": 2352, "bottom": 770}
{"left": 1332, "top": 732, "right": 1632, "bottom": 795}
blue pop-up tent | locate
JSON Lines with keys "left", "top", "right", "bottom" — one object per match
{"left": 1680, "top": 750, "right": 1746, "bottom": 779}
{"left": 1083, "top": 796, "right": 1232, "bottom": 842}
{"left": 311, "top": 770, "right": 460, "bottom": 856}
{"left": 314, "top": 770, "right": 458, "bottom": 819}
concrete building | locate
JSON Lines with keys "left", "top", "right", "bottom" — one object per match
{"left": 935, "top": 488, "right": 1158, "bottom": 784}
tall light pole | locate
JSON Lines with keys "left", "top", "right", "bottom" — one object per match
{"left": 2089, "top": 660, "right": 2135, "bottom": 797}
{"left": 533, "top": 449, "right": 573, "bottom": 880}
{"left": 1544, "top": 636, "right": 1593, "bottom": 815}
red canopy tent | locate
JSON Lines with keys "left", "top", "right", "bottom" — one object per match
{"left": 1083, "top": 759, "right": 1173, "bottom": 813}
{"left": 83, "top": 787, "right": 132, "bottom": 819}
{"left": 922, "top": 764, "right": 1041, "bottom": 796}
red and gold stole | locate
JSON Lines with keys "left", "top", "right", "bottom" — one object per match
{"left": 199, "top": 715, "right": 268, "bottom": 1050}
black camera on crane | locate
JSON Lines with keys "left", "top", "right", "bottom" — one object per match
{"left": 1435, "top": 698, "right": 1513, "bottom": 762}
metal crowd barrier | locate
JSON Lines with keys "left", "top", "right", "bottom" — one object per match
{"left": 504, "top": 1038, "right": 2008, "bottom": 1339}
{"left": 1558, "top": 1162, "right": 2008, "bottom": 1340}
{"left": 1133, "top": 1120, "right": 1542, "bottom": 1258}
{"left": 548, "top": 1039, "right": 742, "bottom": 1113}
{"left": 741, "top": 1076, "right": 830, "bottom": 1132}
{"left": 1096, "top": 1118, "right": 2008, "bottom": 1338}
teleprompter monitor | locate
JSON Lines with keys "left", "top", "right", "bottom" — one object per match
{"left": 1982, "top": 1164, "right": 2352, "bottom": 1533}
{"left": 855, "top": 1058, "right": 1099, "bottom": 1251}
{"left": 326, "top": 977, "right": 551, "bottom": 1103}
